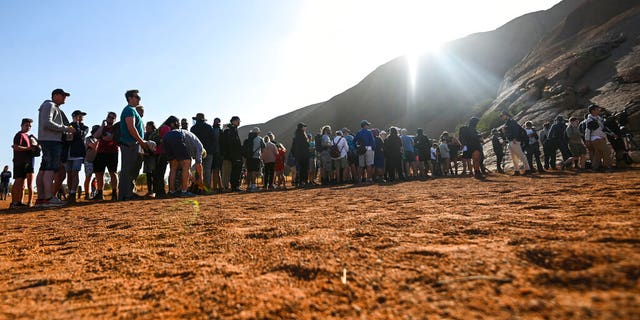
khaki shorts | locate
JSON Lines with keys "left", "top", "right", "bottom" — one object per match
{"left": 358, "top": 149, "right": 375, "bottom": 167}
{"left": 332, "top": 156, "right": 348, "bottom": 170}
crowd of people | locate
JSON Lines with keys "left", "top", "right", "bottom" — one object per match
{"left": 5, "top": 88, "right": 634, "bottom": 209}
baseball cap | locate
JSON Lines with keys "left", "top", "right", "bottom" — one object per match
{"left": 297, "top": 122, "right": 307, "bottom": 129}
{"left": 72, "top": 110, "right": 86, "bottom": 117}
{"left": 52, "top": 88, "right": 70, "bottom": 97}
{"left": 588, "top": 104, "right": 600, "bottom": 112}
{"left": 360, "top": 120, "right": 371, "bottom": 127}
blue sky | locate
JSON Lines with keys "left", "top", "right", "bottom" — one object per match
{"left": 1, "top": 0, "right": 560, "bottom": 174}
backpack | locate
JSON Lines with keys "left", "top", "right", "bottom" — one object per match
{"left": 519, "top": 126, "right": 528, "bottom": 143}
{"left": 112, "top": 121, "right": 122, "bottom": 146}
{"left": 242, "top": 138, "right": 254, "bottom": 159}
{"left": 148, "top": 128, "right": 162, "bottom": 145}
{"left": 330, "top": 137, "right": 343, "bottom": 158}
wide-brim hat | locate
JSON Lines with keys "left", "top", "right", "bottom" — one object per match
{"left": 193, "top": 113, "right": 207, "bottom": 121}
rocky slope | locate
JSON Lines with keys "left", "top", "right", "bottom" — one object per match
{"left": 240, "top": 0, "right": 586, "bottom": 143}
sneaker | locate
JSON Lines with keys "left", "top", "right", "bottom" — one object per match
{"left": 9, "top": 202, "right": 27, "bottom": 209}
{"left": 34, "top": 199, "right": 47, "bottom": 208}
{"left": 48, "top": 197, "right": 66, "bottom": 206}
{"left": 178, "top": 191, "right": 196, "bottom": 198}
{"left": 92, "top": 191, "right": 104, "bottom": 201}
{"left": 512, "top": 171, "right": 521, "bottom": 176}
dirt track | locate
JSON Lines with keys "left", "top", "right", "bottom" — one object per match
{"left": 1, "top": 169, "right": 639, "bottom": 319}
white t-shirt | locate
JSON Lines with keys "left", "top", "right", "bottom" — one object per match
{"left": 333, "top": 136, "right": 348, "bottom": 159}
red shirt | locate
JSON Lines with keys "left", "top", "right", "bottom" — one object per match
{"left": 155, "top": 124, "right": 172, "bottom": 155}
{"left": 13, "top": 132, "right": 32, "bottom": 164}
{"left": 97, "top": 125, "right": 119, "bottom": 154}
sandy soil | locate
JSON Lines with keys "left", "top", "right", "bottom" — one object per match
{"left": 0, "top": 169, "right": 639, "bottom": 319}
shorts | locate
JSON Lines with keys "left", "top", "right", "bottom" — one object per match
{"left": 66, "top": 158, "right": 83, "bottom": 172}
{"left": 359, "top": 149, "right": 375, "bottom": 167}
{"left": 347, "top": 151, "right": 358, "bottom": 165}
{"left": 0, "top": 183, "right": 8, "bottom": 194}
{"left": 212, "top": 154, "right": 223, "bottom": 170}
{"left": 569, "top": 143, "right": 587, "bottom": 156}
{"left": 163, "top": 130, "right": 190, "bottom": 161}
{"left": 332, "top": 157, "right": 348, "bottom": 170}
{"left": 40, "top": 141, "right": 63, "bottom": 171}
{"left": 13, "top": 161, "right": 34, "bottom": 179}
{"left": 246, "top": 157, "right": 261, "bottom": 172}
{"left": 94, "top": 153, "right": 118, "bottom": 173}
{"left": 404, "top": 151, "right": 415, "bottom": 163}
{"left": 84, "top": 161, "right": 94, "bottom": 176}
{"left": 143, "top": 155, "right": 157, "bottom": 173}
{"left": 319, "top": 151, "right": 333, "bottom": 172}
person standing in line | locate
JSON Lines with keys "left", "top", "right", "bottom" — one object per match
{"left": 211, "top": 117, "right": 223, "bottom": 192}
{"left": 65, "top": 110, "right": 89, "bottom": 204}
{"left": 118, "top": 89, "right": 148, "bottom": 201}
{"left": 92, "top": 112, "right": 119, "bottom": 201}
{"left": 221, "top": 116, "right": 243, "bottom": 192}
{"left": 566, "top": 117, "right": 587, "bottom": 170}
{"left": 491, "top": 128, "right": 505, "bottom": 174}
{"left": 458, "top": 117, "right": 484, "bottom": 179}
{"left": 35, "top": 89, "right": 75, "bottom": 207}
{"left": 383, "top": 127, "right": 403, "bottom": 181}
{"left": 9, "top": 119, "right": 37, "bottom": 208}
{"left": 331, "top": 130, "right": 349, "bottom": 184}
{"left": 524, "top": 121, "right": 545, "bottom": 173}
{"left": 262, "top": 135, "right": 278, "bottom": 189}
{"left": 584, "top": 104, "right": 613, "bottom": 171}
{"left": 190, "top": 113, "right": 215, "bottom": 192}
{"left": 291, "top": 123, "right": 310, "bottom": 188}
{"left": 539, "top": 122, "right": 552, "bottom": 170}
{"left": 245, "top": 127, "right": 265, "bottom": 191}
{"left": 83, "top": 125, "right": 100, "bottom": 200}
{"left": 354, "top": 120, "right": 376, "bottom": 183}
{"left": 413, "top": 128, "right": 430, "bottom": 178}
{"left": 547, "top": 115, "right": 572, "bottom": 169}
{"left": 181, "top": 118, "right": 189, "bottom": 130}
{"left": 500, "top": 111, "right": 532, "bottom": 176}
{"left": 143, "top": 121, "right": 158, "bottom": 197}
{"left": 1, "top": 165, "right": 10, "bottom": 201}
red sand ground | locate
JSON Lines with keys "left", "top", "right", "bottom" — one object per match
{"left": 0, "top": 169, "right": 639, "bottom": 319}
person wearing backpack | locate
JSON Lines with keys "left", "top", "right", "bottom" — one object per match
{"left": 566, "top": 117, "right": 587, "bottom": 170}
{"left": 524, "top": 121, "right": 544, "bottom": 173}
{"left": 331, "top": 130, "right": 349, "bottom": 184}
{"left": 584, "top": 104, "right": 613, "bottom": 171}
{"left": 538, "top": 122, "right": 552, "bottom": 170}
{"left": 547, "top": 115, "right": 572, "bottom": 170}
{"left": 262, "top": 135, "right": 278, "bottom": 189}
{"left": 500, "top": 111, "right": 532, "bottom": 175}
{"left": 318, "top": 125, "right": 334, "bottom": 185}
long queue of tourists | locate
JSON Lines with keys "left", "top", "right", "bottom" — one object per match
{"left": 2, "top": 88, "right": 634, "bottom": 209}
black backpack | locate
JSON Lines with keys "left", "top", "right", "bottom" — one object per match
{"left": 112, "top": 121, "right": 122, "bottom": 146}
{"left": 242, "top": 138, "right": 254, "bottom": 159}
{"left": 330, "top": 138, "right": 343, "bottom": 158}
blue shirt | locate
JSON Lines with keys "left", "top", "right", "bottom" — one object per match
{"left": 354, "top": 128, "right": 376, "bottom": 148}
{"left": 120, "top": 105, "right": 144, "bottom": 144}
{"left": 401, "top": 135, "right": 415, "bottom": 152}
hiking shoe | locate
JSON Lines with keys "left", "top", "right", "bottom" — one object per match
{"left": 512, "top": 171, "right": 521, "bottom": 176}
{"left": 92, "top": 191, "right": 104, "bottom": 201}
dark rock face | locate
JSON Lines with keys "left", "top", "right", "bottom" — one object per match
{"left": 241, "top": 0, "right": 640, "bottom": 167}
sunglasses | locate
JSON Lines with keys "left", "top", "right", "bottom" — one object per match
{"left": 108, "top": 116, "right": 116, "bottom": 120}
